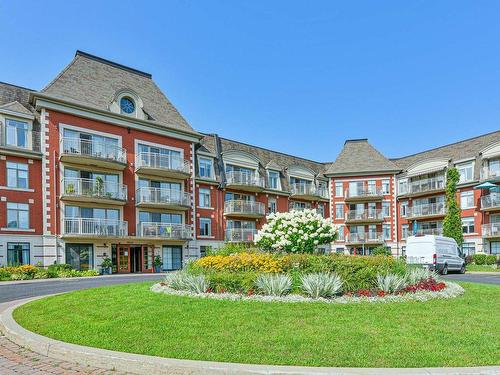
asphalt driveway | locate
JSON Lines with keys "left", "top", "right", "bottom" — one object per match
{"left": 0, "top": 274, "right": 164, "bottom": 303}
{"left": 442, "top": 272, "right": 500, "bottom": 286}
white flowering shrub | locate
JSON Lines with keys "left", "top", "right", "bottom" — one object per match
{"left": 255, "top": 209, "right": 338, "bottom": 253}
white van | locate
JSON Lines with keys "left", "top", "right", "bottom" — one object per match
{"left": 406, "top": 235, "right": 466, "bottom": 275}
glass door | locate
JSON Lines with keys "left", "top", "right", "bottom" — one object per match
{"left": 118, "top": 245, "right": 130, "bottom": 273}
{"left": 162, "top": 246, "right": 183, "bottom": 271}
{"left": 141, "top": 245, "right": 154, "bottom": 273}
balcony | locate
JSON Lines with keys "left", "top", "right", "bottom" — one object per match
{"left": 407, "top": 203, "right": 446, "bottom": 219}
{"left": 137, "top": 222, "right": 192, "bottom": 241}
{"left": 0, "top": 130, "right": 41, "bottom": 153}
{"left": 135, "top": 152, "right": 190, "bottom": 179}
{"left": 416, "top": 228, "right": 443, "bottom": 236}
{"left": 480, "top": 194, "right": 500, "bottom": 211}
{"left": 225, "top": 228, "right": 257, "bottom": 243}
{"left": 344, "top": 187, "right": 384, "bottom": 202}
{"left": 403, "top": 176, "right": 446, "bottom": 197}
{"left": 61, "top": 178, "right": 127, "bottom": 205}
{"left": 224, "top": 200, "right": 265, "bottom": 218}
{"left": 345, "top": 232, "right": 385, "bottom": 245}
{"left": 60, "top": 138, "right": 127, "bottom": 170}
{"left": 289, "top": 183, "right": 328, "bottom": 200}
{"left": 135, "top": 187, "right": 190, "bottom": 210}
{"left": 345, "top": 209, "right": 384, "bottom": 224}
{"left": 480, "top": 166, "right": 500, "bottom": 181}
{"left": 62, "top": 218, "right": 128, "bottom": 239}
{"left": 225, "top": 171, "right": 265, "bottom": 192}
{"left": 482, "top": 223, "right": 500, "bottom": 239}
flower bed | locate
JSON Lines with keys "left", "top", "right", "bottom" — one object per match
{"left": 151, "top": 280, "right": 464, "bottom": 304}
{"left": 0, "top": 264, "right": 99, "bottom": 281}
{"left": 154, "top": 251, "right": 464, "bottom": 304}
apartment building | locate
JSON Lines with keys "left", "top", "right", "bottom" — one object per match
{"left": 392, "top": 133, "right": 500, "bottom": 255}
{"left": 326, "top": 139, "right": 401, "bottom": 255}
{"left": 0, "top": 50, "right": 499, "bottom": 272}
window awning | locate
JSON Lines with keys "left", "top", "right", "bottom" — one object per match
{"left": 406, "top": 166, "right": 446, "bottom": 178}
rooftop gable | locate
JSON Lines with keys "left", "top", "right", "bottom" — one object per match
{"left": 41, "top": 50, "right": 194, "bottom": 133}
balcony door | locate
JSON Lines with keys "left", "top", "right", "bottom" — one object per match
{"left": 162, "top": 246, "right": 182, "bottom": 271}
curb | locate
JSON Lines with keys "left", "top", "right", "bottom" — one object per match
{"left": 1, "top": 296, "right": 500, "bottom": 375}
{"left": 0, "top": 273, "right": 164, "bottom": 286}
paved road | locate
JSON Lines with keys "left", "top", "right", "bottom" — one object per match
{"left": 442, "top": 272, "right": 500, "bottom": 286}
{"left": 0, "top": 274, "right": 164, "bottom": 303}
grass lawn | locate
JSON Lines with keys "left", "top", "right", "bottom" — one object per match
{"left": 13, "top": 282, "right": 500, "bottom": 368}
{"left": 466, "top": 264, "right": 499, "bottom": 272}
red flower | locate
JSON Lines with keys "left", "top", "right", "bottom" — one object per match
{"left": 247, "top": 289, "right": 254, "bottom": 296}
{"left": 377, "top": 290, "right": 386, "bottom": 297}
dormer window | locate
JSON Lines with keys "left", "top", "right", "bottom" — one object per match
{"left": 120, "top": 97, "right": 135, "bottom": 114}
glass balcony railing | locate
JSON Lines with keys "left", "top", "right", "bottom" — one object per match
{"left": 61, "top": 137, "right": 127, "bottom": 164}
{"left": 135, "top": 152, "right": 190, "bottom": 175}
{"left": 224, "top": 200, "right": 265, "bottom": 216}
{"left": 345, "top": 209, "right": 383, "bottom": 222}
{"left": 225, "top": 171, "right": 265, "bottom": 188}
{"left": 137, "top": 222, "right": 192, "bottom": 240}
{"left": 225, "top": 228, "right": 257, "bottom": 242}
{"left": 62, "top": 218, "right": 128, "bottom": 237}
{"left": 480, "top": 194, "right": 500, "bottom": 210}
{"left": 407, "top": 203, "right": 446, "bottom": 218}
{"left": 62, "top": 178, "right": 127, "bottom": 201}
{"left": 346, "top": 232, "right": 384, "bottom": 244}
{"left": 289, "top": 183, "right": 328, "bottom": 199}
{"left": 344, "top": 187, "right": 384, "bottom": 199}
{"left": 416, "top": 228, "right": 443, "bottom": 236}
{"left": 480, "top": 166, "right": 500, "bottom": 181}
{"left": 407, "top": 176, "right": 446, "bottom": 195}
{"left": 482, "top": 223, "right": 500, "bottom": 238}
{"left": 135, "top": 187, "right": 190, "bottom": 207}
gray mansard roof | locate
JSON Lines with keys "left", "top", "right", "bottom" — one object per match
{"left": 42, "top": 51, "right": 195, "bottom": 133}
{"left": 0, "top": 82, "right": 35, "bottom": 115}
{"left": 325, "top": 139, "right": 400, "bottom": 176}
{"left": 391, "top": 131, "right": 500, "bottom": 171}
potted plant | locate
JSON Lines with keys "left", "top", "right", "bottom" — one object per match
{"left": 101, "top": 257, "right": 113, "bottom": 275}
{"left": 154, "top": 255, "right": 163, "bottom": 273}
{"left": 65, "top": 183, "right": 75, "bottom": 195}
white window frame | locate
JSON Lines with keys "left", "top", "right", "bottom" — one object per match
{"left": 335, "top": 203, "right": 344, "bottom": 219}
{"left": 268, "top": 197, "right": 277, "bottom": 214}
{"left": 382, "top": 179, "right": 390, "bottom": 194}
{"left": 460, "top": 190, "right": 474, "bottom": 209}
{"left": 462, "top": 217, "right": 475, "bottom": 234}
{"left": 198, "top": 157, "right": 214, "bottom": 179}
{"left": 456, "top": 161, "right": 474, "bottom": 184}
{"left": 199, "top": 218, "right": 212, "bottom": 237}
{"left": 6, "top": 162, "right": 28, "bottom": 189}
{"left": 335, "top": 182, "right": 343, "bottom": 197}
{"left": 400, "top": 201, "right": 408, "bottom": 217}
{"left": 198, "top": 188, "right": 211, "bottom": 208}
{"left": 267, "top": 170, "right": 281, "bottom": 190}
{"left": 6, "top": 202, "right": 29, "bottom": 229}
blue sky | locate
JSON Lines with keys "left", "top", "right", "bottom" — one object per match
{"left": 1, "top": 1, "right": 499, "bottom": 161}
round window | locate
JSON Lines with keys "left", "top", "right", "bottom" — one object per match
{"left": 120, "top": 97, "right": 135, "bottom": 114}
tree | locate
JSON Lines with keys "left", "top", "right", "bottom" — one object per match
{"left": 442, "top": 168, "right": 463, "bottom": 245}
{"left": 255, "top": 209, "right": 338, "bottom": 253}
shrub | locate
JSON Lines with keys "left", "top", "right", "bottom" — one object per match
{"left": 442, "top": 168, "right": 463, "bottom": 245}
{"left": 485, "top": 255, "right": 496, "bottom": 265}
{"left": 255, "top": 209, "right": 337, "bottom": 253}
{"left": 301, "top": 272, "right": 342, "bottom": 298}
{"left": 472, "top": 254, "right": 487, "bottom": 265}
{"left": 372, "top": 246, "right": 392, "bottom": 256}
{"left": 207, "top": 243, "right": 258, "bottom": 256}
{"left": 48, "top": 263, "right": 73, "bottom": 272}
{"left": 254, "top": 273, "right": 292, "bottom": 296}
{"left": 167, "top": 272, "right": 209, "bottom": 293}
{"left": 194, "top": 252, "right": 282, "bottom": 273}
{"left": 376, "top": 273, "right": 407, "bottom": 293}
{"left": 205, "top": 271, "right": 258, "bottom": 293}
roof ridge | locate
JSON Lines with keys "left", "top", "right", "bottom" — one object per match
{"left": 201, "top": 132, "right": 324, "bottom": 166}
{"left": 390, "top": 130, "right": 500, "bottom": 161}
{"left": 0, "top": 81, "right": 36, "bottom": 92}
{"left": 75, "top": 50, "right": 152, "bottom": 78}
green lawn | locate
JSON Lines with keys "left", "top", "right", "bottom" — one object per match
{"left": 13, "top": 282, "right": 500, "bottom": 368}
{"left": 467, "top": 264, "right": 499, "bottom": 272}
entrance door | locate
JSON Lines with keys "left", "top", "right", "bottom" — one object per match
{"left": 117, "top": 245, "right": 130, "bottom": 273}
{"left": 142, "top": 245, "right": 154, "bottom": 273}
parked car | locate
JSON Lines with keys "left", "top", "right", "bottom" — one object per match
{"left": 406, "top": 235, "right": 465, "bottom": 275}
